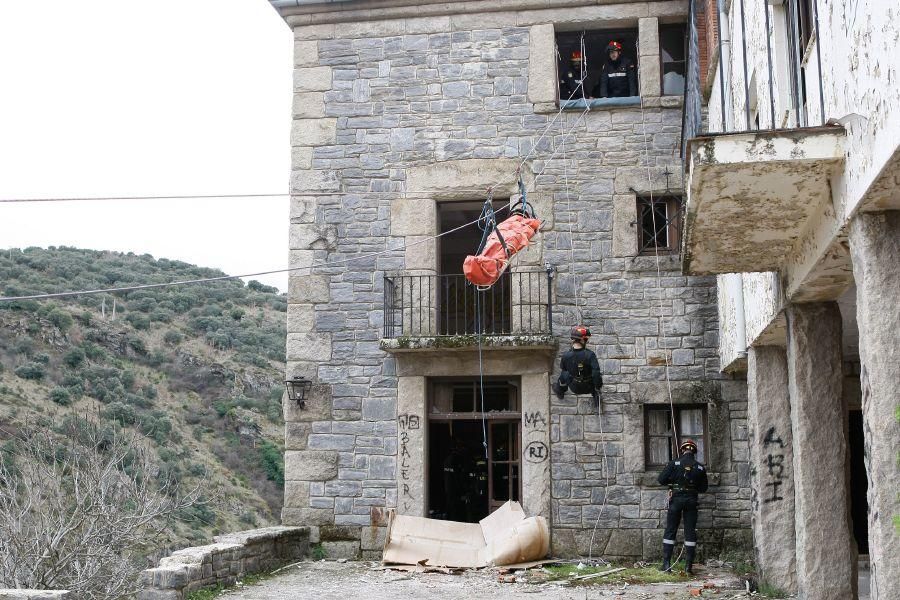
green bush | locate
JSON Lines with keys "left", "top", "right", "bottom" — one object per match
{"left": 258, "top": 440, "right": 284, "bottom": 486}
{"left": 125, "top": 312, "right": 151, "bottom": 330}
{"left": 82, "top": 342, "right": 106, "bottom": 361}
{"left": 126, "top": 335, "right": 147, "bottom": 355}
{"left": 103, "top": 401, "right": 137, "bottom": 426}
{"left": 14, "top": 362, "right": 44, "bottom": 381}
{"left": 47, "top": 308, "right": 74, "bottom": 332}
{"left": 63, "top": 347, "right": 85, "bottom": 368}
{"left": 49, "top": 387, "right": 72, "bottom": 406}
{"left": 163, "top": 330, "right": 183, "bottom": 346}
{"left": 34, "top": 353, "right": 50, "bottom": 364}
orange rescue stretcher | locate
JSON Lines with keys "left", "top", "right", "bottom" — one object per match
{"left": 463, "top": 185, "right": 540, "bottom": 289}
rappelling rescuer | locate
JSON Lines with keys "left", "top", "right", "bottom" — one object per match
{"left": 552, "top": 325, "right": 603, "bottom": 403}
{"left": 657, "top": 438, "right": 709, "bottom": 575}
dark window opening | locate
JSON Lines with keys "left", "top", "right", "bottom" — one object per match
{"left": 556, "top": 29, "right": 639, "bottom": 101}
{"left": 428, "top": 379, "right": 521, "bottom": 522}
{"left": 660, "top": 24, "right": 687, "bottom": 96}
{"left": 645, "top": 405, "right": 708, "bottom": 469}
{"left": 637, "top": 195, "right": 683, "bottom": 255}
{"left": 437, "top": 202, "right": 511, "bottom": 335}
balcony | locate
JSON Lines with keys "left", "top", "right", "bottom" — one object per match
{"left": 380, "top": 271, "right": 555, "bottom": 353}
{"left": 679, "top": 0, "right": 846, "bottom": 276}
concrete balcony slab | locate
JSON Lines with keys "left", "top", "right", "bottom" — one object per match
{"left": 682, "top": 126, "right": 845, "bottom": 275}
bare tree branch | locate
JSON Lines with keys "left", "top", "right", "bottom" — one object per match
{"left": 0, "top": 416, "right": 204, "bottom": 599}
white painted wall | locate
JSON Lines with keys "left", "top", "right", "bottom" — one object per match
{"left": 707, "top": 0, "right": 899, "bottom": 353}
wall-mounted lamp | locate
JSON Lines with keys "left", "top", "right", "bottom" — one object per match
{"left": 284, "top": 376, "right": 313, "bottom": 409}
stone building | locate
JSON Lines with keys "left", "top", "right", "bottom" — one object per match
{"left": 681, "top": 0, "right": 898, "bottom": 599}
{"left": 268, "top": 0, "right": 752, "bottom": 562}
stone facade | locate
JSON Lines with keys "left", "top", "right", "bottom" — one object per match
{"left": 274, "top": 0, "right": 751, "bottom": 562}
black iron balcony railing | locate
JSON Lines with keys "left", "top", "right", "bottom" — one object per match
{"left": 682, "top": 0, "right": 826, "bottom": 156}
{"left": 383, "top": 271, "right": 553, "bottom": 338}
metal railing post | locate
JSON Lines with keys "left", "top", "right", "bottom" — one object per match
{"left": 812, "top": 0, "right": 825, "bottom": 124}
{"left": 763, "top": 0, "right": 776, "bottom": 130}
{"left": 739, "top": 0, "right": 751, "bottom": 130}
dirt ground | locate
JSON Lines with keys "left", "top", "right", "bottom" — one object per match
{"left": 221, "top": 560, "right": 770, "bottom": 600}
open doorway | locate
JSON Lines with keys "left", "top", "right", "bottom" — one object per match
{"left": 427, "top": 378, "right": 521, "bottom": 522}
{"left": 849, "top": 409, "right": 869, "bottom": 554}
{"left": 437, "top": 202, "right": 511, "bottom": 335}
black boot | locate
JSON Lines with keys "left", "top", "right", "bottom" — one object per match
{"left": 552, "top": 381, "right": 565, "bottom": 400}
{"left": 660, "top": 544, "right": 673, "bottom": 572}
{"left": 685, "top": 546, "right": 696, "bottom": 575}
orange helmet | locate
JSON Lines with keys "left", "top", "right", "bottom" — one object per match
{"left": 607, "top": 40, "right": 623, "bottom": 53}
{"left": 680, "top": 439, "right": 698, "bottom": 454}
{"left": 570, "top": 325, "right": 591, "bottom": 340}
{"left": 571, "top": 50, "right": 582, "bottom": 62}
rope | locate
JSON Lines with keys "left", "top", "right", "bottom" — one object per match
{"left": 475, "top": 290, "right": 488, "bottom": 459}
{"left": 587, "top": 400, "right": 612, "bottom": 563}
{"left": 637, "top": 70, "right": 688, "bottom": 570}
{"left": 0, "top": 205, "right": 511, "bottom": 302}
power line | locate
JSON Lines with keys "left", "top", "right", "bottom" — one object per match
{"left": 0, "top": 90, "right": 596, "bottom": 301}
{"left": 0, "top": 204, "right": 512, "bottom": 302}
{"left": 0, "top": 193, "right": 290, "bottom": 203}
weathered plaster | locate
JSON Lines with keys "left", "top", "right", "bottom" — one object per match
{"left": 683, "top": 128, "right": 845, "bottom": 275}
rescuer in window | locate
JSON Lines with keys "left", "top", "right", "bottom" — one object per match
{"left": 593, "top": 40, "right": 638, "bottom": 98}
{"left": 559, "top": 50, "right": 587, "bottom": 99}
{"left": 552, "top": 325, "right": 603, "bottom": 404}
{"left": 657, "top": 439, "right": 709, "bottom": 575}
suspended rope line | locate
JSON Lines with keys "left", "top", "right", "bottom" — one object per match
{"left": 2, "top": 78, "right": 595, "bottom": 302}
{"left": 475, "top": 290, "right": 488, "bottom": 459}
{"left": 0, "top": 204, "right": 512, "bottom": 302}
{"left": 637, "top": 96, "right": 680, "bottom": 453}
{"left": 0, "top": 193, "right": 290, "bottom": 203}
{"left": 638, "top": 74, "right": 688, "bottom": 573}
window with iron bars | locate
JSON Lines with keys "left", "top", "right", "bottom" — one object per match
{"left": 636, "top": 195, "right": 683, "bottom": 255}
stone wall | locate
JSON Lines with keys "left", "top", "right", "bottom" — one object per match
{"left": 137, "top": 526, "right": 309, "bottom": 600}
{"left": 282, "top": 0, "right": 751, "bottom": 561}
{"left": 0, "top": 593, "right": 69, "bottom": 599}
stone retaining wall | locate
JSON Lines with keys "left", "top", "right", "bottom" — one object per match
{"left": 0, "top": 593, "right": 70, "bottom": 599}
{"left": 137, "top": 526, "right": 309, "bottom": 600}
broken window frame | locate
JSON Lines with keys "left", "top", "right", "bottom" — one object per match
{"left": 659, "top": 23, "right": 687, "bottom": 96}
{"left": 555, "top": 28, "right": 640, "bottom": 103}
{"left": 636, "top": 195, "right": 684, "bottom": 255}
{"left": 644, "top": 404, "right": 709, "bottom": 469}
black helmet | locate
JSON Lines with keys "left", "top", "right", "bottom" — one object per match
{"left": 570, "top": 325, "right": 591, "bottom": 340}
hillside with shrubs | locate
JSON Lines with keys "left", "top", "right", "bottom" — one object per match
{"left": 0, "top": 246, "right": 288, "bottom": 551}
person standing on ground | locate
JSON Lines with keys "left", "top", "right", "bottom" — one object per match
{"left": 658, "top": 439, "right": 709, "bottom": 574}
{"left": 552, "top": 325, "right": 603, "bottom": 404}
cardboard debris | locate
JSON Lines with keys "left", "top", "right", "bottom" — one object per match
{"left": 382, "top": 501, "right": 550, "bottom": 569}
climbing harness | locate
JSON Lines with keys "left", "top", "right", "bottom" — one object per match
{"left": 463, "top": 176, "right": 541, "bottom": 290}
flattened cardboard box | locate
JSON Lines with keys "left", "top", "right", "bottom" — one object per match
{"left": 382, "top": 501, "right": 550, "bottom": 568}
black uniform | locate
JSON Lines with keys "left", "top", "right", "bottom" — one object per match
{"left": 554, "top": 346, "right": 603, "bottom": 400}
{"left": 592, "top": 56, "right": 638, "bottom": 98}
{"left": 658, "top": 451, "right": 708, "bottom": 572}
{"left": 559, "top": 60, "right": 585, "bottom": 100}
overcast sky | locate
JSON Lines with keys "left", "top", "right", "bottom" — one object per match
{"left": 0, "top": 0, "right": 293, "bottom": 292}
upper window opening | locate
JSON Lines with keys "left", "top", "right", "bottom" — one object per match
{"left": 637, "top": 195, "right": 684, "bottom": 255}
{"left": 556, "top": 29, "right": 639, "bottom": 101}
{"left": 660, "top": 24, "right": 687, "bottom": 96}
